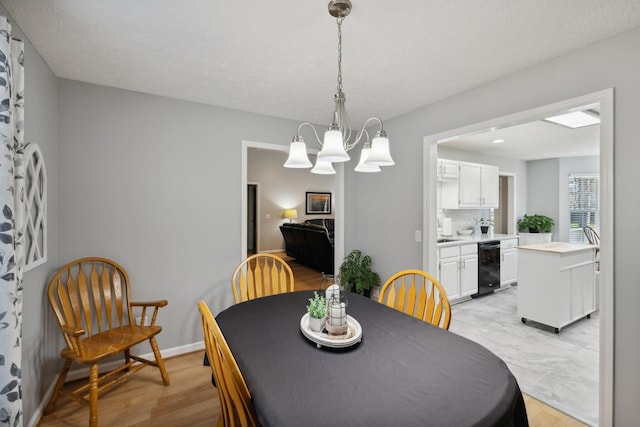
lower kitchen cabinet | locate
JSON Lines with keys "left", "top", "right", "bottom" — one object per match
{"left": 500, "top": 238, "right": 518, "bottom": 287}
{"left": 438, "top": 243, "right": 478, "bottom": 301}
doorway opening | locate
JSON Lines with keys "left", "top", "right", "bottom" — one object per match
{"left": 241, "top": 140, "right": 346, "bottom": 270}
{"left": 494, "top": 174, "right": 516, "bottom": 235}
{"left": 422, "top": 89, "right": 613, "bottom": 426}
{"left": 247, "top": 183, "right": 257, "bottom": 256}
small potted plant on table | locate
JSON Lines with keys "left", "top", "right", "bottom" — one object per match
{"left": 306, "top": 291, "right": 326, "bottom": 332}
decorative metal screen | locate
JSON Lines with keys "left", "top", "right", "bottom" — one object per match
{"left": 23, "top": 143, "right": 47, "bottom": 270}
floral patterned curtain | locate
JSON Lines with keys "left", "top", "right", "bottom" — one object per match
{"left": 0, "top": 16, "right": 25, "bottom": 426}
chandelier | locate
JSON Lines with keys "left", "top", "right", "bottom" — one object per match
{"left": 283, "top": 0, "right": 394, "bottom": 174}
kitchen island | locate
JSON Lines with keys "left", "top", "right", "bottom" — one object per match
{"left": 517, "top": 242, "right": 596, "bottom": 333}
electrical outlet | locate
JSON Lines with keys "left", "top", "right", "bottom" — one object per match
{"left": 414, "top": 230, "right": 422, "bottom": 242}
{"left": 135, "top": 316, "right": 148, "bottom": 326}
{"left": 265, "top": 213, "right": 271, "bottom": 219}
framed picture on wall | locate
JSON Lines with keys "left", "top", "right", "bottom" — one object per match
{"left": 306, "top": 192, "right": 331, "bottom": 214}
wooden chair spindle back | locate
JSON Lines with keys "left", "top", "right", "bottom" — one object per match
{"left": 49, "top": 257, "right": 133, "bottom": 342}
{"left": 231, "top": 254, "right": 295, "bottom": 304}
{"left": 378, "top": 269, "right": 452, "bottom": 330}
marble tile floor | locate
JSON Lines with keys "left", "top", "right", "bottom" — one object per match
{"left": 449, "top": 286, "right": 599, "bottom": 426}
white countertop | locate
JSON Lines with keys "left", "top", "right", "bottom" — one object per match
{"left": 517, "top": 242, "right": 595, "bottom": 253}
{"left": 436, "top": 233, "right": 519, "bottom": 247}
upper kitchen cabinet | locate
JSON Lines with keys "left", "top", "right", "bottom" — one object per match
{"left": 437, "top": 159, "right": 459, "bottom": 180}
{"left": 458, "top": 162, "right": 499, "bottom": 208}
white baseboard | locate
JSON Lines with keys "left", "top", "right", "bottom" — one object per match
{"left": 260, "top": 248, "right": 283, "bottom": 254}
{"left": 27, "top": 340, "right": 205, "bottom": 427}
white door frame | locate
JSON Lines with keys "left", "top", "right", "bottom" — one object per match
{"left": 240, "top": 140, "right": 345, "bottom": 268}
{"left": 422, "top": 89, "right": 614, "bottom": 427}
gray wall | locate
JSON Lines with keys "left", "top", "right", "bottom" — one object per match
{"left": 346, "top": 26, "right": 640, "bottom": 425}
{"left": 57, "top": 79, "right": 298, "bottom": 352}
{"left": 0, "top": 5, "right": 61, "bottom": 422}
{"left": 527, "top": 158, "right": 560, "bottom": 238}
{"left": 247, "top": 148, "right": 335, "bottom": 251}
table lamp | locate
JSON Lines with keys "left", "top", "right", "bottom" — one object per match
{"left": 284, "top": 209, "right": 298, "bottom": 223}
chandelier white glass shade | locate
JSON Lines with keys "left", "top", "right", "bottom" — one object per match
{"left": 283, "top": 0, "right": 394, "bottom": 175}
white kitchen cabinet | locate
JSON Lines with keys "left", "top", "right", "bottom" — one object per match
{"left": 500, "top": 238, "right": 518, "bottom": 288}
{"left": 458, "top": 162, "right": 499, "bottom": 209}
{"left": 438, "top": 243, "right": 478, "bottom": 301}
{"left": 460, "top": 248, "right": 479, "bottom": 297}
{"left": 517, "top": 242, "right": 596, "bottom": 333}
{"left": 440, "top": 179, "right": 459, "bottom": 210}
{"left": 438, "top": 159, "right": 459, "bottom": 180}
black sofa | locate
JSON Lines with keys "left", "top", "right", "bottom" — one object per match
{"left": 280, "top": 219, "right": 334, "bottom": 274}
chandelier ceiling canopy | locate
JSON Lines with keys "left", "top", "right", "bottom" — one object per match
{"left": 283, "top": 0, "right": 394, "bottom": 174}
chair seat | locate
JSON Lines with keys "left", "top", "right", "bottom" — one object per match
{"left": 62, "top": 325, "right": 163, "bottom": 363}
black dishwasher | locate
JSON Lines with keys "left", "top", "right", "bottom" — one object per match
{"left": 474, "top": 241, "right": 501, "bottom": 298}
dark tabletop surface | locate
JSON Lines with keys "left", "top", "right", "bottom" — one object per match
{"left": 215, "top": 291, "right": 528, "bottom": 427}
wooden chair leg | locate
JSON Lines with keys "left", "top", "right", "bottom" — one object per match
{"left": 124, "top": 348, "right": 131, "bottom": 372}
{"left": 44, "top": 358, "right": 72, "bottom": 414}
{"left": 149, "top": 336, "right": 170, "bottom": 385}
{"left": 89, "top": 363, "right": 99, "bottom": 427}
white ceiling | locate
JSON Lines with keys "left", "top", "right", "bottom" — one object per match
{"left": 1, "top": 0, "right": 637, "bottom": 159}
{"left": 440, "top": 119, "right": 600, "bottom": 161}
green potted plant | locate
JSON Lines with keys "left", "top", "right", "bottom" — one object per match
{"left": 306, "top": 291, "right": 326, "bottom": 332}
{"left": 517, "top": 214, "right": 554, "bottom": 233}
{"left": 479, "top": 218, "right": 493, "bottom": 234}
{"left": 338, "top": 249, "right": 381, "bottom": 297}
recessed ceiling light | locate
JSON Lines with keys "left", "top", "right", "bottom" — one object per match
{"left": 492, "top": 139, "right": 504, "bottom": 144}
{"left": 544, "top": 110, "right": 600, "bottom": 129}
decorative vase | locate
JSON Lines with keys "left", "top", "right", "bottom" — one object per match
{"left": 308, "top": 315, "right": 325, "bottom": 332}
{"left": 481, "top": 226, "right": 489, "bottom": 234}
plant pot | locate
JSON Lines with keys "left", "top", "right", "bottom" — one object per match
{"left": 308, "top": 315, "right": 325, "bottom": 332}
{"left": 480, "top": 226, "right": 489, "bottom": 234}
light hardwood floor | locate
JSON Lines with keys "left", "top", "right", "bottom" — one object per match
{"left": 37, "top": 252, "right": 586, "bottom": 427}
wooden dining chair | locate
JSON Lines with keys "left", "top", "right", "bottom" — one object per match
{"left": 45, "top": 257, "right": 170, "bottom": 427}
{"left": 378, "top": 269, "right": 452, "bottom": 330}
{"left": 198, "top": 300, "right": 261, "bottom": 427}
{"left": 231, "top": 253, "right": 295, "bottom": 303}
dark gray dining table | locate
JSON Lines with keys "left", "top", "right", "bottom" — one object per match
{"left": 215, "top": 290, "right": 528, "bottom": 427}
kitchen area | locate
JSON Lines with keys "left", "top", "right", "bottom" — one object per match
{"left": 435, "top": 156, "right": 597, "bottom": 332}
{"left": 436, "top": 158, "right": 520, "bottom": 303}
{"left": 427, "top": 103, "right": 603, "bottom": 426}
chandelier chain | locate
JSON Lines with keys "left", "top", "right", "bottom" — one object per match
{"left": 336, "top": 16, "right": 344, "bottom": 94}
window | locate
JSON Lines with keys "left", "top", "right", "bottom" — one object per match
{"left": 569, "top": 174, "right": 599, "bottom": 244}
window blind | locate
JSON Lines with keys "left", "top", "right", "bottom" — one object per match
{"left": 568, "top": 174, "right": 600, "bottom": 243}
